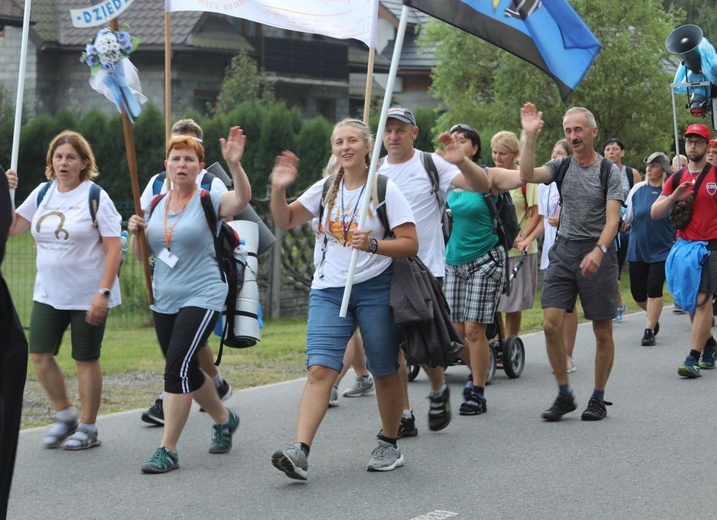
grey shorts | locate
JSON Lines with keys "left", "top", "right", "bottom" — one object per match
{"left": 698, "top": 250, "right": 717, "bottom": 296}
{"left": 445, "top": 246, "right": 504, "bottom": 324}
{"left": 541, "top": 237, "right": 619, "bottom": 321}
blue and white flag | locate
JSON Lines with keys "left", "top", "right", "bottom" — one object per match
{"left": 403, "top": 0, "right": 601, "bottom": 99}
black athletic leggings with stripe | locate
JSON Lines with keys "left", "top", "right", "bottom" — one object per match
{"left": 153, "top": 307, "right": 219, "bottom": 394}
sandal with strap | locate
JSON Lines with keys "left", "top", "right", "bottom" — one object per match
{"left": 63, "top": 426, "right": 102, "bottom": 450}
{"left": 42, "top": 417, "right": 79, "bottom": 449}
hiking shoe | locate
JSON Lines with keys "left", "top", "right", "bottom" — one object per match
{"left": 678, "top": 355, "right": 701, "bottom": 378}
{"left": 397, "top": 412, "right": 418, "bottom": 439}
{"left": 541, "top": 394, "right": 577, "bottom": 422}
{"left": 342, "top": 375, "right": 374, "bottom": 397}
{"left": 328, "top": 386, "right": 339, "bottom": 408}
{"left": 200, "top": 380, "right": 233, "bottom": 412}
{"left": 428, "top": 387, "right": 452, "bottom": 431}
{"left": 463, "top": 374, "right": 473, "bottom": 401}
{"left": 567, "top": 356, "right": 576, "bottom": 373}
{"left": 641, "top": 329, "right": 656, "bottom": 347}
{"left": 42, "top": 414, "right": 79, "bottom": 448}
{"left": 141, "top": 446, "right": 179, "bottom": 474}
{"left": 209, "top": 410, "right": 239, "bottom": 454}
{"left": 271, "top": 443, "right": 308, "bottom": 481}
{"left": 366, "top": 440, "right": 404, "bottom": 472}
{"left": 459, "top": 393, "right": 487, "bottom": 416}
{"left": 700, "top": 338, "right": 717, "bottom": 369}
{"left": 141, "top": 399, "right": 164, "bottom": 426}
{"left": 581, "top": 399, "right": 612, "bottom": 421}
{"left": 63, "top": 426, "right": 102, "bottom": 450}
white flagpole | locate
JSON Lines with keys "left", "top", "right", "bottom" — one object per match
{"left": 10, "top": 0, "right": 33, "bottom": 204}
{"left": 339, "top": 5, "right": 410, "bottom": 317}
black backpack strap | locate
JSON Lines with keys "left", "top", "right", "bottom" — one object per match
{"left": 625, "top": 166, "right": 634, "bottom": 190}
{"left": 375, "top": 174, "right": 390, "bottom": 237}
{"left": 671, "top": 167, "right": 684, "bottom": 192}
{"left": 420, "top": 151, "right": 444, "bottom": 209}
{"left": 555, "top": 156, "right": 572, "bottom": 205}
{"left": 599, "top": 158, "right": 613, "bottom": 200}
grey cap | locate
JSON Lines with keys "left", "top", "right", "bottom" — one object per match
{"left": 387, "top": 107, "right": 416, "bottom": 126}
{"left": 643, "top": 152, "right": 670, "bottom": 173}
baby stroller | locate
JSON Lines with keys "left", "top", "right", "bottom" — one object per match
{"left": 407, "top": 251, "right": 527, "bottom": 384}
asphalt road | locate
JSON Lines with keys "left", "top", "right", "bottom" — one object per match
{"left": 7, "top": 306, "right": 715, "bottom": 520}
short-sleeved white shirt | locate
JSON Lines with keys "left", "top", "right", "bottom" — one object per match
{"left": 298, "top": 176, "right": 415, "bottom": 290}
{"left": 378, "top": 149, "right": 459, "bottom": 278}
{"left": 17, "top": 180, "right": 122, "bottom": 309}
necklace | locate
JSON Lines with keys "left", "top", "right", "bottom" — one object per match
{"left": 340, "top": 180, "right": 366, "bottom": 243}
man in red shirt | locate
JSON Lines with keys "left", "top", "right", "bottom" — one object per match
{"left": 652, "top": 123, "right": 717, "bottom": 377}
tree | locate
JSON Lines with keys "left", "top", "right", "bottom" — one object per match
{"left": 420, "top": 0, "right": 685, "bottom": 167}
{"left": 213, "top": 51, "right": 275, "bottom": 116}
{"left": 664, "top": 0, "right": 717, "bottom": 42}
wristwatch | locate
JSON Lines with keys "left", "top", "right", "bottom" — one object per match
{"left": 596, "top": 243, "right": 608, "bottom": 254}
{"left": 97, "top": 288, "right": 111, "bottom": 298}
{"left": 368, "top": 238, "right": 378, "bottom": 254}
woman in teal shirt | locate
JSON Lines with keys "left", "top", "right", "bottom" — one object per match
{"left": 444, "top": 124, "right": 524, "bottom": 416}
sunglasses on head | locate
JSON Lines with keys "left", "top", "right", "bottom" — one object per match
{"left": 450, "top": 124, "right": 477, "bottom": 138}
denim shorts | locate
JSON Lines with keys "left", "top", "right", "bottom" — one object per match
{"left": 306, "top": 267, "right": 400, "bottom": 377}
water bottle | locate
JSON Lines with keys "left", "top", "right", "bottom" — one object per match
{"left": 120, "top": 230, "right": 129, "bottom": 263}
{"left": 234, "top": 238, "right": 247, "bottom": 284}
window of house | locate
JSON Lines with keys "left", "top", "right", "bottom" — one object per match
{"left": 316, "top": 98, "right": 336, "bottom": 121}
{"left": 194, "top": 90, "right": 219, "bottom": 115}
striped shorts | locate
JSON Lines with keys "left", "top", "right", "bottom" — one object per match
{"left": 445, "top": 246, "right": 505, "bottom": 324}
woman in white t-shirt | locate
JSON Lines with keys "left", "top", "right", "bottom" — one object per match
{"left": 537, "top": 139, "right": 578, "bottom": 373}
{"left": 269, "top": 119, "right": 418, "bottom": 480}
{"left": 8, "top": 131, "right": 122, "bottom": 450}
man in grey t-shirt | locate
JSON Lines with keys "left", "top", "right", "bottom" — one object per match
{"left": 518, "top": 103, "right": 623, "bottom": 422}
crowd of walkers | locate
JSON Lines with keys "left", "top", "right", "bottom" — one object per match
{"left": 2, "top": 102, "right": 716, "bottom": 495}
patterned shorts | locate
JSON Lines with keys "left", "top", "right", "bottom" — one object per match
{"left": 445, "top": 246, "right": 505, "bottom": 324}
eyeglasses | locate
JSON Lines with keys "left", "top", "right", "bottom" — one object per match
{"left": 685, "top": 138, "right": 708, "bottom": 147}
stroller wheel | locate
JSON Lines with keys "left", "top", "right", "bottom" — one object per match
{"left": 407, "top": 363, "right": 421, "bottom": 382}
{"left": 486, "top": 343, "right": 497, "bottom": 385}
{"left": 502, "top": 335, "right": 525, "bottom": 378}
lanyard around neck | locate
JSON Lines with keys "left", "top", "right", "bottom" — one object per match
{"left": 163, "top": 187, "right": 196, "bottom": 251}
{"left": 340, "top": 180, "right": 366, "bottom": 243}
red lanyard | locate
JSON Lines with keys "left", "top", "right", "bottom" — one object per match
{"left": 163, "top": 188, "right": 195, "bottom": 251}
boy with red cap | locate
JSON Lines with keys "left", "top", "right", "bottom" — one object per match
{"left": 652, "top": 123, "right": 717, "bottom": 377}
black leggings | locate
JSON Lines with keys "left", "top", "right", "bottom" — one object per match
{"left": 153, "top": 307, "right": 218, "bottom": 394}
{"left": 629, "top": 261, "right": 666, "bottom": 302}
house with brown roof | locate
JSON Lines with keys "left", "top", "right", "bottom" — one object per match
{"left": 0, "top": 0, "right": 436, "bottom": 120}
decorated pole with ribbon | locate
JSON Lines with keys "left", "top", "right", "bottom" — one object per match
{"left": 108, "top": 17, "right": 153, "bottom": 304}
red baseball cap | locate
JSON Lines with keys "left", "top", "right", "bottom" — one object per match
{"left": 684, "top": 123, "right": 711, "bottom": 140}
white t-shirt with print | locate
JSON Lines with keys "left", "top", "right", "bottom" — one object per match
{"left": 140, "top": 170, "right": 227, "bottom": 211}
{"left": 17, "top": 180, "right": 122, "bottom": 309}
{"left": 298, "top": 176, "right": 415, "bottom": 290}
{"left": 378, "top": 149, "right": 459, "bottom": 278}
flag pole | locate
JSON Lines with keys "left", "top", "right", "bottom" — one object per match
{"left": 362, "top": 46, "right": 375, "bottom": 125}
{"left": 109, "top": 17, "right": 154, "bottom": 304}
{"left": 10, "top": 0, "right": 33, "bottom": 205}
{"left": 339, "top": 5, "right": 409, "bottom": 317}
{"left": 165, "top": 11, "right": 172, "bottom": 141}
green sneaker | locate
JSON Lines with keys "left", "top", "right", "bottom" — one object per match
{"left": 141, "top": 446, "right": 179, "bottom": 474}
{"left": 678, "top": 355, "right": 701, "bottom": 378}
{"left": 700, "top": 338, "right": 717, "bottom": 369}
{"left": 209, "top": 410, "right": 239, "bottom": 454}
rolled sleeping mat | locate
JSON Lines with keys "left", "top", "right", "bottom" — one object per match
{"left": 221, "top": 220, "right": 261, "bottom": 348}
{"left": 206, "top": 162, "right": 276, "bottom": 256}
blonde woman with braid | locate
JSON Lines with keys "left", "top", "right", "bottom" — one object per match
{"left": 269, "top": 119, "right": 418, "bottom": 479}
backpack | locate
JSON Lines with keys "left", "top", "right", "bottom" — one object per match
{"left": 149, "top": 190, "right": 246, "bottom": 364}
{"left": 151, "top": 171, "right": 216, "bottom": 196}
{"left": 37, "top": 180, "right": 102, "bottom": 228}
{"left": 482, "top": 186, "right": 521, "bottom": 295}
{"left": 419, "top": 151, "right": 453, "bottom": 244}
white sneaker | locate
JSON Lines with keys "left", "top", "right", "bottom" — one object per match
{"left": 342, "top": 375, "right": 374, "bottom": 397}
{"left": 367, "top": 440, "right": 404, "bottom": 472}
{"left": 328, "top": 386, "right": 339, "bottom": 407}
{"left": 567, "top": 357, "right": 576, "bottom": 373}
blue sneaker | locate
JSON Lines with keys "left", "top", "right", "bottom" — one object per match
{"left": 613, "top": 303, "right": 626, "bottom": 323}
{"left": 700, "top": 338, "right": 717, "bottom": 369}
{"left": 678, "top": 355, "right": 701, "bottom": 378}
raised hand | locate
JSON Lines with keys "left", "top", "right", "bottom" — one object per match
{"left": 521, "top": 103, "right": 544, "bottom": 137}
{"left": 437, "top": 131, "right": 466, "bottom": 165}
{"left": 220, "top": 126, "right": 246, "bottom": 166}
{"left": 271, "top": 151, "right": 300, "bottom": 189}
